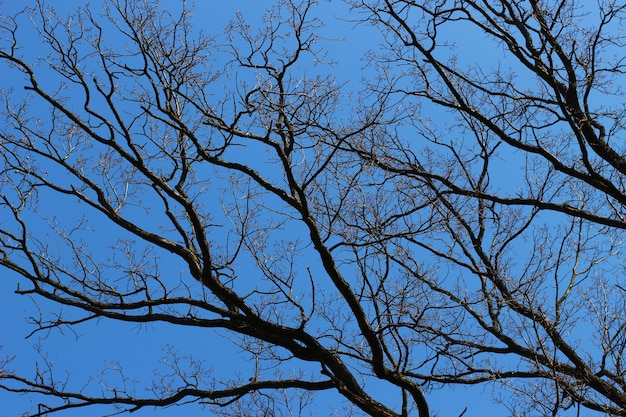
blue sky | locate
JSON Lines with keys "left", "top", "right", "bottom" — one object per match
{"left": 1, "top": 1, "right": 603, "bottom": 416}
{"left": 0, "top": 3, "right": 376, "bottom": 416}
{"left": 1, "top": 1, "right": 498, "bottom": 416}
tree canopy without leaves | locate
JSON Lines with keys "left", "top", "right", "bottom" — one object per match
{"left": 2, "top": 0, "right": 626, "bottom": 416}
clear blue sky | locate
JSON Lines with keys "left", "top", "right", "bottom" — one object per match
{"left": 0, "top": 1, "right": 572, "bottom": 416}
